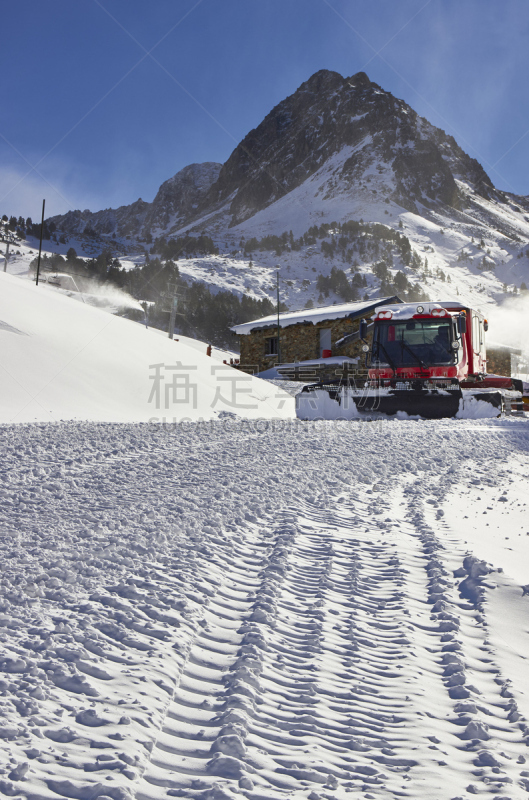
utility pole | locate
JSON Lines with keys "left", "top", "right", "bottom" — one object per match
{"left": 276, "top": 268, "right": 281, "bottom": 365}
{"left": 3, "top": 240, "right": 9, "bottom": 273}
{"left": 35, "top": 199, "right": 45, "bottom": 286}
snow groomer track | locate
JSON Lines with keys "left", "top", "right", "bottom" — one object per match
{"left": 1, "top": 419, "right": 529, "bottom": 800}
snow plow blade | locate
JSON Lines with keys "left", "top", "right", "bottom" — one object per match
{"left": 296, "top": 378, "right": 463, "bottom": 420}
{"left": 354, "top": 387, "right": 462, "bottom": 419}
{"left": 296, "top": 379, "right": 526, "bottom": 420}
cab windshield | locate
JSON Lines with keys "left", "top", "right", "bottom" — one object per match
{"left": 373, "top": 319, "right": 456, "bottom": 367}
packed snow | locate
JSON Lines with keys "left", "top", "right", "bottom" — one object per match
{"left": 1, "top": 418, "right": 529, "bottom": 800}
{"left": 0, "top": 273, "right": 293, "bottom": 423}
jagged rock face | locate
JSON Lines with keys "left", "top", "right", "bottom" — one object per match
{"left": 50, "top": 69, "right": 500, "bottom": 241}
{"left": 50, "top": 198, "right": 151, "bottom": 240}
{"left": 49, "top": 163, "right": 221, "bottom": 240}
{"left": 391, "top": 141, "right": 461, "bottom": 212}
{"left": 197, "top": 69, "right": 496, "bottom": 224}
{"left": 144, "top": 162, "right": 222, "bottom": 233}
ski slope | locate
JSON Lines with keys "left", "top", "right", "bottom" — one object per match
{"left": 0, "top": 273, "right": 293, "bottom": 423}
{"left": 1, "top": 418, "right": 529, "bottom": 800}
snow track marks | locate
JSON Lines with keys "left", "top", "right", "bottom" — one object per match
{"left": 1, "top": 420, "right": 529, "bottom": 800}
{"left": 140, "top": 488, "right": 529, "bottom": 799}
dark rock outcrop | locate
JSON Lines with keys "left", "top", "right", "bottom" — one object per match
{"left": 49, "top": 162, "right": 221, "bottom": 241}
{"left": 49, "top": 69, "right": 501, "bottom": 239}
{"left": 194, "top": 69, "right": 497, "bottom": 224}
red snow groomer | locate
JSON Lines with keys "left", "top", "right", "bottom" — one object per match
{"left": 298, "top": 301, "right": 524, "bottom": 419}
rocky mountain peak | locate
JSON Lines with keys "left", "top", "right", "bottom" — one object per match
{"left": 49, "top": 69, "right": 502, "bottom": 248}
{"left": 193, "top": 69, "right": 498, "bottom": 226}
{"left": 144, "top": 162, "right": 222, "bottom": 233}
{"left": 297, "top": 68, "right": 344, "bottom": 94}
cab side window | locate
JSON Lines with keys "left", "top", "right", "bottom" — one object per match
{"left": 472, "top": 316, "right": 480, "bottom": 354}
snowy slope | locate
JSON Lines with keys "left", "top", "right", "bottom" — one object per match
{"left": 179, "top": 160, "right": 529, "bottom": 317}
{"left": 0, "top": 273, "right": 293, "bottom": 423}
{"left": 1, "top": 419, "right": 529, "bottom": 800}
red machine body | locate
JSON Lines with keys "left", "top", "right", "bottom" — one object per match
{"left": 368, "top": 301, "right": 489, "bottom": 383}
{"left": 297, "top": 300, "right": 524, "bottom": 419}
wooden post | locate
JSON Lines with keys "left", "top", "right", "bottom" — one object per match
{"left": 168, "top": 281, "right": 178, "bottom": 339}
{"left": 35, "top": 199, "right": 45, "bottom": 285}
{"left": 3, "top": 241, "right": 9, "bottom": 273}
{"left": 276, "top": 269, "right": 281, "bottom": 365}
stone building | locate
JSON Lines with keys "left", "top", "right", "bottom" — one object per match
{"left": 486, "top": 344, "right": 522, "bottom": 377}
{"left": 231, "top": 297, "right": 401, "bottom": 374}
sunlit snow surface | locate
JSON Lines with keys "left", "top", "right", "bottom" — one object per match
{"left": 0, "top": 273, "right": 293, "bottom": 423}
{"left": 1, "top": 418, "right": 529, "bottom": 800}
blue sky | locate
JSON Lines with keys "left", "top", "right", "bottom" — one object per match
{"left": 2, "top": 0, "right": 529, "bottom": 219}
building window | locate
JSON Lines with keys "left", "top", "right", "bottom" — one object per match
{"left": 265, "top": 336, "right": 278, "bottom": 355}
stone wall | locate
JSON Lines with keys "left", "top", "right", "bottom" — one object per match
{"left": 238, "top": 315, "right": 368, "bottom": 373}
{"left": 486, "top": 347, "right": 511, "bottom": 377}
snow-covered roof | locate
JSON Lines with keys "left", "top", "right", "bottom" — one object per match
{"left": 231, "top": 296, "right": 401, "bottom": 334}
{"left": 486, "top": 340, "right": 522, "bottom": 354}
{"left": 372, "top": 301, "right": 458, "bottom": 320}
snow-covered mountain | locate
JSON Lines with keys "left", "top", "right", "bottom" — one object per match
{"left": 50, "top": 70, "right": 509, "bottom": 235}
{"left": 19, "top": 70, "right": 529, "bottom": 318}
{"left": 194, "top": 69, "right": 499, "bottom": 226}
{"left": 48, "top": 162, "right": 222, "bottom": 244}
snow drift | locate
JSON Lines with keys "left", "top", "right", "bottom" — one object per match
{"left": 0, "top": 273, "right": 294, "bottom": 423}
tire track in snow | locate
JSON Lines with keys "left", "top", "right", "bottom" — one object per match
{"left": 137, "top": 490, "right": 482, "bottom": 799}
{"left": 136, "top": 515, "right": 287, "bottom": 798}
{"left": 404, "top": 479, "right": 529, "bottom": 797}
{"left": 239, "top": 500, "right": 417, "bottom": 799}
